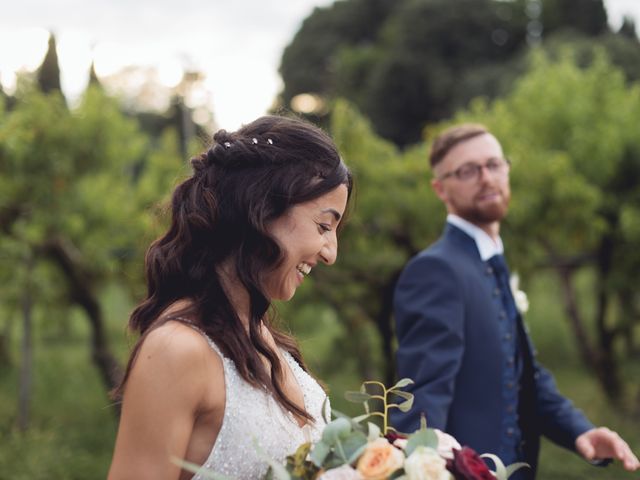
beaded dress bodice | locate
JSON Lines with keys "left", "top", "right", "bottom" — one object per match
{"left": 191, "top": 330, "right": 330, "bottom": 480}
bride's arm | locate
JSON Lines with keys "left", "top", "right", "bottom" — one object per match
{"left": 108, "top": 322, "right": 223, "bottom": 480}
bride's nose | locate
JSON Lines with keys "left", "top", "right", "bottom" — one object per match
{"left": 319, "top": 233, "right": 338, "bottom": 265}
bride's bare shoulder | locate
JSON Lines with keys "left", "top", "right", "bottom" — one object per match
{"left": 129, "top": 321, "right": 223, "bottom": 395}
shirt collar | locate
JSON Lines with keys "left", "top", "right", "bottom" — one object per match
{"left": 447, "top": 214, "right": 503, "bottom": 261}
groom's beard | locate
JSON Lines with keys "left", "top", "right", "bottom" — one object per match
{"left": 461, "top": 201, "right": 509, "bottom": 225}
{"left": 452, "top": 188, "right": 510, "bottom": 225}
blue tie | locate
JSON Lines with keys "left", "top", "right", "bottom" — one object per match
{"left": 488, "top": 254, "right": 518, "bottom": 320}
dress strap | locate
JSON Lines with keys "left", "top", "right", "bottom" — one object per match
{"left": 165, "top": 316, "right": 225, "bottom": 359}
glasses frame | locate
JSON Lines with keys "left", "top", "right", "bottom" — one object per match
{"left": 437, "top": 157, "right": 511, "bottom": 182}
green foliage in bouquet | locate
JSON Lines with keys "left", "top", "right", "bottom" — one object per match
{"left": 177, "top": 378, "right": 528, "bottom": 480}
{"left": 264, "top": 378, "right": 429, "bottom": 479}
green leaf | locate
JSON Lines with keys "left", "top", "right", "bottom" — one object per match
{"left": 389, "top": 390, "right": 413, "bottom": 401}
{"left": 419, "top": 414, "right": 427, "bottom": 431}
{"left": 391, "top": 378, "right": 415, "bottom": 390}
{"left": 505, "top": 462, "right": 530, "bottom": 478}
{"left": 342, "top": 431, "right": 369, "bottom": 464}
{"left": 324, "top": 452, "right": 348, "bottom": 469}
{"left": 310, "top": 440, "right": 331, "bottom": 467}
{"left": 397, "top": 396, "right": 414, "bottom": 412}
{"left": 367, "top": 422, "right": 381, "bottom": 441}
{"left": 481, "top": 453, "right": 507, "bottom": 480}
{"left": 351, "top": 413, "right": 374, "bottom": 424}
{"left": 321, "top": 417, "right": 352, "bottom": 444}
{"left": 404, "top": 428, "right": 438, "bottom": 457}
{"left": 345, "top": 391, "right": 373, "bottom": 403}
{"left": 332, "top": 409, "right": 369, "bottom": 432}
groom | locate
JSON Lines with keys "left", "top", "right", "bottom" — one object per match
{"left": 391, "top": 124, "right": 639, "bottom": 478}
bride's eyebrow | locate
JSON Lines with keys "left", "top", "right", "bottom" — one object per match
{"left": 321, "top": 208, "right": 341, "bottom": 222}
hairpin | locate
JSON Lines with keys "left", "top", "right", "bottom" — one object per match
{"left": 223, "top": 142, "right": 231, "bottom": 148}
{"left": 267, "top": 138, "right": 273, "bottom": 145}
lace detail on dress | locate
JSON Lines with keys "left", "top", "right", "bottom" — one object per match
{"left": 188, "top": 326, "right": 330, "bottom": 480}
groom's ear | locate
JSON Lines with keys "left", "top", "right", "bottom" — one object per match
{"left": 431, "top": 177, "right": 447, "bottom": 203}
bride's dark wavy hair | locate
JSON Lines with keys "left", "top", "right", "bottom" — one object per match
{"left": 113, "top": 115, "right": 352, "bottom": 421}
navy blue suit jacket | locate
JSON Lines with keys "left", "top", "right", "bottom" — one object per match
{"left": 392, "top": 224, "right": 593, "bottom": 475}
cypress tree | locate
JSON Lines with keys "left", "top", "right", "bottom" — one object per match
{"left": 37, "top": 33, "right": 62, "bottom": 94}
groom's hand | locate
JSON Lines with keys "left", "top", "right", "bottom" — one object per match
{"left": 575, "top": 427, "right": 640, "bottom": 471}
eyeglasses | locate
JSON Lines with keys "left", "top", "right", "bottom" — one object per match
{"left": 438, "top": 157, "right": 511, "bottom": 182}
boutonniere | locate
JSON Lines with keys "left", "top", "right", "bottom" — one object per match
{"left": 510, "top": 273, "right": 529, "bottom": 314}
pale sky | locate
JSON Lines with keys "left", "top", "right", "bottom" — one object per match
{"left": 0, "top": 0, "right": 638, "bottom": 131}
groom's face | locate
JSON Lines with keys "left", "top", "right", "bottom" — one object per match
{"left": 431, "top": 132, "right": 511, "bottom": 227}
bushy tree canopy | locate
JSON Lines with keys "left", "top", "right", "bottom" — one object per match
{"left": 279, "top": 0, "right": 639, "bottom": 147}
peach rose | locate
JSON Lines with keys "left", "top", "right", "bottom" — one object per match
{"left": 356, "top": 438, "right": 404, "bottom": 480}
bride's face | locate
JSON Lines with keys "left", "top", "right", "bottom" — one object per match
{"left": 264, "top": 184, "right": 348, "bottom": 301}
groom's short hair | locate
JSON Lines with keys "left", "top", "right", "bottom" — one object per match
{"left": 429, "top": 123, "right": 489, "bottom": 168}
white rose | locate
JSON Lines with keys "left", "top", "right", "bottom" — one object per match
{"left": 434, "top": 429, "right": 461, "bottom": 460}
{"left": 404, "top": 446, "right": 452, "bottom": 480}
{"left": 509, "top": 273, "right": 529, "bottom": 314}
{"left": 393, "top": 438, "right": 408, "bottom": 450}
{"left": 319, "top": 465, "right": 363, "bottom": 480}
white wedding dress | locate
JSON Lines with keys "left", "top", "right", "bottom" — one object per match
{"left": 191, "top": 329, "right": 330, "bottom": 480}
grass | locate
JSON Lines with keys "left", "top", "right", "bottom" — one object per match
{"left": 0, "top": 270, "right": 638, "bottom": 478}
{"left": 0, "top": 332, "right": 117, "bottom": 479}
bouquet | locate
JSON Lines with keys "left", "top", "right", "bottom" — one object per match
{"left": 178, "top": 379, "right": 528, "bottom": 480}
{"left": 267, "top": 379, "right": 528, "bottom": 480}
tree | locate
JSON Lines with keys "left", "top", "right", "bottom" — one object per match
{"left": 541, "top": 0, "right": 608, "bottom": 37}
{"left": 278, "top": 100, "right": 444, "bottom": 385}
{"left": 279, "top": 0, "right": 637, "bottom": 147}
{"left": 0, "top": 81, "right": 184, "bottom": 412}
{"left": 618, "top": 16, "right": 638, "bottom": 40}
{"left": 36, "top": 33, "right": 62, "bottom": 95}
{"left": 450, "top": 49, "right": 640, "bottom": 402}
{"left": 282, "top": 49, "right": 640, "bottom": 404}
{"left": 88, "top": 61, "right": 102, "bottom": 89}
{"left": 280, "top": 0, "right": 529, "bottom": 146}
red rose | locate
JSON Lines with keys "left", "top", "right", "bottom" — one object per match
{"left": 384, "top": 431, "right": 408, "bottom": 445}
{"left": 447, "top": 446, "right": 495, "bottom": 480}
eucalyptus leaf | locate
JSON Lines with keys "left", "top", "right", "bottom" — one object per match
{"left": 324, "top": 452, "right": 348, "bottom": 469}
{"left": 419, "top": 414, "right": 428, "bottom": 431}
{"left": 506, "top": 462, "right": 530, "bottom": 478}
{"left": 344, "top": 391, "right": 373, "bottom": 403}
{"left": 367, "top": 422, "right": 381, "bottom": 441}
{"left": 404, "top": 428, "right": 438, "bottom": 457}
{"left": 397, "top": 396, "right": 414, "bottom": 412}
{"left": 322, "top": 417, "right": 352, "bottom": 444}
{"left": 391, "top": 378, "right": 415, "bottom": 390}
{"left": 389, "top": 390, "right": 413, "bottom": 401}
{"left": 481, "top": 453, "right": 507, "bottom": 480}
{"left": 351, "top": 413, "right": 374, "bottom": 424}
{"left": 334, "top": 437, "right": 348, "bottom": 463}
{"left": 332, "top": 409, "right": 368, "bottom": 432}
{"left": 342, "top": 431, "right": 368, "bottom": 464}
{"left": 310, "top": 440, "right": 331, "bottom": 467}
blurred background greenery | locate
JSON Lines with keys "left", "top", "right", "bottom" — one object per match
{"left": 1, "top": 0, "right": 640, "bottom": 478}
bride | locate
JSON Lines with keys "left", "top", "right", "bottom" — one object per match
{"left": 108, "top": 115, "right": 352, "bottom": 480}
